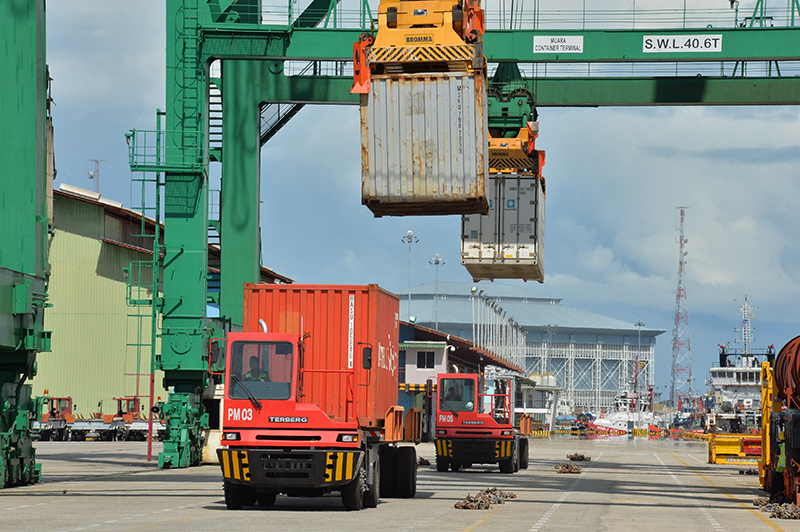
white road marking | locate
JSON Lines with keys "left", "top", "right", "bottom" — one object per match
{"left": 655, "top": 453, "right": 725, "bottom": 532}
{"left": 528, "top": 452, "right": 603, "bottom": 532}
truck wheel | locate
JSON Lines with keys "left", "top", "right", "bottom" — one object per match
{"left": 363, "top": 454, "right": 380, "bottom": 508}
{"left": 395, "top": 447, "right": 417, "bottom": 498}
{"left": 379, "top": 446, "right": 397, "bottom": 498}
{"left": 450, "top": 462, "right": 460, "bottom": 472}
{"left": 342, "top": 465, "right": 365, "bottom": 511}
{"left": 499, "top": 456, "right": 515, "bottom": 473}
{"left": 514, "top": 442, "right": 520, "bottom": 472}
{"left": 436, "top": 457, "right": 449, "bottom": 472}
{"left": 224, "top": 480, "right": 244, "bottom": 510}
{"left": 519, "top": 439, "right": 529, "bottom": 469}
{"left": 256, "top": 492, "right": 277, "bottom": 507}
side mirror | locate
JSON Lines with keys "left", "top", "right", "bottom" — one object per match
{"left": 362, "top": 347, "right": 373, "bottom": 370}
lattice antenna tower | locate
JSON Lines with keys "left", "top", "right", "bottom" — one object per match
{"left": 735, "top": 296, "right": 756, "bottom": 354}
{"left": 670, "top": 207, "right": 693, "bottom": 407}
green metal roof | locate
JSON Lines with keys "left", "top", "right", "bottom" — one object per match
{"left": 400, "top": 342, "right": 447, "bottom": 349}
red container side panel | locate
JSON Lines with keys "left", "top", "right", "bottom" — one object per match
{"left": 243, "top": 284, "right": 400, "bottom": 429}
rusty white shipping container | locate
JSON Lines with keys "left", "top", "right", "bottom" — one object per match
{"left": 461, "top": 173, "right": 544, "bottom": 282}
{"left": 360, "top": 72, "right": 488, "bottom": 217}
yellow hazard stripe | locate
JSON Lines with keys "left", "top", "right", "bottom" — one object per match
{"left": 220, "top": 450, "right": 250, "bottom": 481}
{"left": 436, "top": 439, "right": 453, "bottom": 457}
{"left": 325, "top": 452, "right": 358, "bottom": 482}
{"left": 369, "top": 44, "right": 474, "bottom": 64}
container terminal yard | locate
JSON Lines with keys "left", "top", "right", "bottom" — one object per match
{"left": 4, "top": 438, "right": 799, "bottom": 532}
{"left": 4, "top": 0, "right": 800, "bottom": 530}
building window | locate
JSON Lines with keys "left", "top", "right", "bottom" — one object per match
{"left": 416, "top": 351, "right": 435, "bottom": 369}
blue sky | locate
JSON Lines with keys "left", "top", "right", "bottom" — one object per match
{"left": 46, "top": 1, "right": 800, "bottom": 393}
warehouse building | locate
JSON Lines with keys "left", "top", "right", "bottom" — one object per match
{"left": 400, "top": 282, "right": 664, "bottom": 413}
{"left": 34, "top": 184, "right": 289, "bottom": 419}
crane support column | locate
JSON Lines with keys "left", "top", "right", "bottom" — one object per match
{"left": 0, "top": 0, "right": 51, "bottom": 487}
{"left": 220, "top": 60, "right": 263, "bottom": 326}
{"left": 159, "top": 0, "right": 211, "bottom": 469}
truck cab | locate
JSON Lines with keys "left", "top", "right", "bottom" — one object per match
{"left": 434, "top": 372, "right": 528, "bottom": 473}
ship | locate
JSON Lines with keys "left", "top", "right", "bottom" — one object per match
{"left": 703, "top": 296, "right": 774, "bottom": 434}
{"left": 587, "top": 389, "right": 660, "bottom": 435}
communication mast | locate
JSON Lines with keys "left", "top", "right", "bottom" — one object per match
{"left": 670, "top": 207, "right": 693, "bottom": 409}
{"left": 88, "top": 159, "right": 104, "bottom": 193}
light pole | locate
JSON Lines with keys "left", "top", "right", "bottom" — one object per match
{"left": 471, "top": 286, "right": 478, "bottom": 345}
{"left": 401, "top": 230, "right": 418, "bottom": 320}
{"left": 429, "top": 253, "right": 445, "bottom": 329}
{"left": 543, "top": 324, "right": 558, "bottom": 377}
{"left": 634, "top": 319, "right": 645, "bottom": 428}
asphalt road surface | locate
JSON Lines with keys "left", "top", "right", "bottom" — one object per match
{"left": 1, "top": 437, "right": 795, "bottom": 532}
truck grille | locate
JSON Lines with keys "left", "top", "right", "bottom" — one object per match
{"left": 260, "top": 452, "right": 313, "bottom": 479}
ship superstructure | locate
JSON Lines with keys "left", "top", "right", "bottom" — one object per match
{"left": 705, "top": 297, "right": 774, "bottom": 433}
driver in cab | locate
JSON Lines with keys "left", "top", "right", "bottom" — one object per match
{"left": 244, "top": 357, "right": 269, "bottom": 381}
{"left": 444, "top": 387, "right": 460, "bottom": 402}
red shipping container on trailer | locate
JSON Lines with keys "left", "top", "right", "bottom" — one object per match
{"left": 242, "top": 284, "right": 400, "bottom": 430}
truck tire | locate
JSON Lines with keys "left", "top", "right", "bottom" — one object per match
{"left": 450, "top": 462, "right": 460, "bottom": 472}
{"left": 395, "top": 446, "right": 417, "bottom": 498}
{"left": 224, "top": 480, "right": 245, "bottom": 510}
{"left": 499, "top": 449, "right": 516, "bottom": 474}
{"left": 363, "top": 454, "right": 380, "bottom": 508}
{"left": 436, "top": 457, "right": 449, "bottom": 472}
{"left": 514, "top": 441, "right": 520, "bottom": 472}
{"left": 379, "top": 446, "right": 397, "bottom": 498}
{"left": 519, "top": 438, "right": 529, "bottom": 469}
{"left": 342, "top": 465, "right": 365, "bottom": 511}
{"left": 256, "top": 491, "right": 277, "bottom": 507}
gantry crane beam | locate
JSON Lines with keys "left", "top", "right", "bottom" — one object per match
{"left": 216, "top": 73, "right": 800, "bottom": 106}
{"left": 200, "top": 26, "right": 800, "bottom": 63}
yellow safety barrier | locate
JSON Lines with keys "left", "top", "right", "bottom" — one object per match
{"left": 529, "top": 430, "right": 551, "bottom": 439}
{"left": 679, "top": 431, "right": 711, "bottom": 441}
{"left": 630, "top": 428, "right": 649, "bottom": 438}
{"left": 708, "top": 433, "right": 762, "bottom": 465}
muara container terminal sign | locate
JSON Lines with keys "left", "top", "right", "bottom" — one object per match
{"left": 533, "top": 36, "right": 584, "bottom": 53}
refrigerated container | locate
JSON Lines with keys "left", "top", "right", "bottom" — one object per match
{"left": 461, "top": 173, "right": 544, "bottom": 282}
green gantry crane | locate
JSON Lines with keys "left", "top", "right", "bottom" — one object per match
{"left": 0, "top": 0, "right": 52, "bottom": 487}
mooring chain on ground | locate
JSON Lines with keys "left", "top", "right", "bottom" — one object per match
{"left": 555, "top": 463, "right": 582, "bottom": 474}
{"left": 567, "top": 452, "right": 591, "bottom": 462}
{"left": 754, "top": 495, "right": 800, "bottom": 519}
{"left": 454, "top": 487, "right": 517, "bottom": 510}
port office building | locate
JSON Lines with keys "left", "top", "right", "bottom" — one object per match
{"left": 400, "top": 282, "right": 664, "bottom": 413}
{"left": 35, "top": 184, "right": 290, "bottom": 419}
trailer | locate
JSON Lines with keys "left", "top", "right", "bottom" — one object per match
{"left": 434, "top": 367, "right": 529, "bottom": 473}
{"left": 35, "top": 397, "right": 74, "bottom": 441}
{"left": 34, "top": 395, "right": 163, "bottom": 441}
{"left": 216, "top": 284, "right": 420, "bottom": 510}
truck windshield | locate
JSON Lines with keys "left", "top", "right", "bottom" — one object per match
{"left": 440, "top": 378, "right": 476, "bottom": 412}
{"left": 229, "top": 341, "right": 293, "bottom": 400}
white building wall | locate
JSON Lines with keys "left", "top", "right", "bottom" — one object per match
{"left": 403, "top": 347, "right": 448, "bottom": 384}
{"left": 526, "top": 341, "right": 654, "bottom": 413}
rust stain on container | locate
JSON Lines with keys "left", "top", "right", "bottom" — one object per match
{"left": 361, "top": 72, "right": 488, "bottom": 217}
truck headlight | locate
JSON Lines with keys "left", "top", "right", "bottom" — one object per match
{"left": 337, "top": 434, "right": 358, "bottom": 442}
{"left": 501, "top": 430, "right": 512, "bottom": 436}
{"left": 436, "top": 429, "right": 447, "bottom": 435}
{"left": 222, "top": 432, "right": 240, "bottom": 441}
